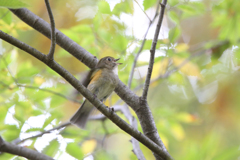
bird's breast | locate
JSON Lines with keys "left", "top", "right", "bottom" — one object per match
{"left": 87, "top": 69, "right": 119, "bottom": 100}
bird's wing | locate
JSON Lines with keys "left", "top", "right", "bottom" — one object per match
{"left": 81, "top": 68, "right": 99, "bottom": 87}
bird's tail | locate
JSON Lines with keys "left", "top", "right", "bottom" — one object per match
{"left": 70, "top": 101, "right": 93, "bottom": 129}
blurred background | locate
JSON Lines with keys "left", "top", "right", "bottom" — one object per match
{"left": 0, "top": 0, "right": 240, "bottom": 159}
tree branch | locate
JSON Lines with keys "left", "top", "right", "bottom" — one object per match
{"left": 133, "top": 0, "right": 151, "bottom": 21}
{"left": 12, "top": 122, "right": 71, "bottom": 145}
{"left": 128, "top": 0, "right": 161, "bottom": 88}
{"left": 0, "top": 136, "right": 54, "bottom": 160}
{"left": 90, "top": 105, "right": 146, "bottom": 160}
{"left": 120, "top": 105, "right": 146, "bottom": 160}
{"left": 0, "top": 30, "right": 172, "bottom": 159}
{"left": 44, "top": 0, "right": 56, "bottom": 60}
{"left": 12, "top": 105, "right": 146, "bottom": 159}
{"left": 142, "top": 0, "right": 167, "bottom": 100}
{"left": 10, "top": 8, "right": 97, "bottom": 68}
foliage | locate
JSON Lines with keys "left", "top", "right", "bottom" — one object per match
{"left": 0, "top": 0, "right": 240, "bottom": 159}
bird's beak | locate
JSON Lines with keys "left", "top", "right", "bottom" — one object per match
{"left": 114, "top": 58, "right": 122, "bottom": 65}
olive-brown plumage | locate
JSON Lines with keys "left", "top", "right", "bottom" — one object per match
{"left": 70, "top": 56, "right": 121, "bottom": 128}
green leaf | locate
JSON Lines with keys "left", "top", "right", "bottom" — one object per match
{"left": 42, "top": 115, "right": 55, "bottom": 129}
{"left": 71, "top": 25, "right": 92, "bottom": 34}
{"left": 31, "top": 109, "right": 43, "bottom": 116}
{"left": 98, "top": 1, "right": 111, "bottom": 14}
{"left": 0, "top": 106, "right": 8, "bottom": 122}
{"left": 141, "top": 39, "right": 163, "bottom": 51}
{"left": 42, "top": 139, "right": 60, "bottom": 157}
{"left": 0, "top": 153, "right": 15, "bottom": 160}
{"left": 98, "top": 29, "right": 112, "bottom": 42}
{"left": 112, "top": 1, "right": 133, "bottom": 17}
{"left": 168, "top": 72, "right": 185, "bottom": 85}
{"left": 16, "top": 61, "right": 39, "bottom": 82}
{"left": 178, "top": 2, "right": 205, "bottom": 18}
{"left": 143, "top": 0, "right": 156, "bottom": 11}
{"left": 168, "top": 0, "right": 179, "bottom": 6}
{"left": 212, "top": 146, "right": 240, "bottom": 160}
{"left": 0, "top": 9, "right": 12, "bottom": 25}
{"left": 168, "top": 11, "right": 179, "bottom": 24}
{"left": 2, "top": 125, "right": 21, "bottom": 141}
{"left": 168, "top": 26, "right": 181, "bottom": 43}
{"left": 61, "top": 127, "right": 89, "bottom": 138}
{"left": 14, "top": 101, "right": 33, "bottom": 123}
{"left": 66, "top": 142, "right": 84, "bottom": 159}
{"left": 50, "top": 94, "right": 66, "bottom": 108}
{"left": 25, "top": 127, "right": 42, "bottom": 133}
{"left": 80, "top": 34, "right": 95, "bottom": 48}
{"left": 178, "top": 4, "right": 196, "bottom": 13}
{"left": 0, "top": 0, "right": 28, "bottom": 8}
{"left": 60, "top": 29, "right": 80, "bottom": 43}
{"left": 110, "top": 34, "right": 128, "bottom": 52}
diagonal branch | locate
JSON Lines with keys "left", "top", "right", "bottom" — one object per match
{"left": 0, "top": 136, "right": 54, "bottom": 160}
{"left": 44, "top": 0, "right": 56, "bottom": 60}
{"left": 0, "top": 30, "right": 173, "bottom": 159}
{"left": 142, "top": 0, "right": 167, "bottom": 100}
{"left": 12, "top": 122, "right": 71, "bottom": 145}
{"left": 133, "top": 0, "right": 151, "bottom": 21}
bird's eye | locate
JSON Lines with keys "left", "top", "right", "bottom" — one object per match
{"left": 107, "top": 58, "right": 111, "bottom": 61}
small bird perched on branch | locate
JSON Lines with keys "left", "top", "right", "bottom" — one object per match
{"left": 70, "top": 56, "right": 122, "bottom": 128}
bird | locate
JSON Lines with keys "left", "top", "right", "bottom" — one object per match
{"left": 70, "top": 56, "right": 122, "bottom": 128}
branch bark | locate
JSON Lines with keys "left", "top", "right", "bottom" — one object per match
{"left": 142, "top": 0, "right": 167, "bottom": 100}
{"left": 0, "top": 136, "right": 54, "bottom": 160}
{"left": 44, "top": 0, "right": 56, "bottom": 60}
{"left": 0, "top": 30, "right": 172, "bottom": 159}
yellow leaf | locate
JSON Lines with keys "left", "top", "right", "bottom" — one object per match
{"left": 34, "top": 76, "right": 45, "bottom": 85}
{"left": 172, "top": 57, "right": 201, "bottom": 77}
{"left": 15, "top": 22, "right": 33, "bottom": 31}
{"left": 175, "top": 43, "right": 189, "bottom": 52}
{"left": 152, "top": 58, "right": 170, "bottom": 79}
{"left": 171, "top": 123, "right": 185, "bottom": 140}
{"left": 176, "top": 112, "right": 199, "bottom": 123}
{"left": 160, "top": 134, "right": 169, "bottom": 149}
{"left": 82, "top": 139, "right": 97, "bottom": 154}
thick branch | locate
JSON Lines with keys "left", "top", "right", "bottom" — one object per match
{"left": 0, "top": 136, "right": 54, "bottom": 160}
{"left": 142, "top": 1, "right": 167, "bottom": 100}
{"left": 10, "top": 8, "right": 97, "bottom": 68}
{"left": 44, "top": 0, "right": 56, "bottom": 60}
{"left": 0, "top": 30, "right": 172, "bottom": 159}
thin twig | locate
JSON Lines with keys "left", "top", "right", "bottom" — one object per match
{"left": 121, "top": 105, "right": 146, "bottom": 160}
{"left": 91, "top": 105, "right": 146, "bottom": 160}
{"left": 19, "top": 84, "right": 82, "bottom": 104}
{"left": 1, "top": 55, "right": 18, "bottom": 84}
{"left": 142, "top": 0, "right": 167, "bottom": 100}
{"left": 128, "top": 0, "right": 161, "bottom": 88}
{"left": 12, "top": 122, "right": 71, "bottom": 145}
{"left": 45, "top": 0, "right": 56, "bottom": 60}
{"left": 0, "top": 10, "right": 10, "bottom": 20}
{"left": 133, "top": 0, "right": 151, "bottom": 21}
{"left": 133, "top": 45, "right": 209, "bottom": 92}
